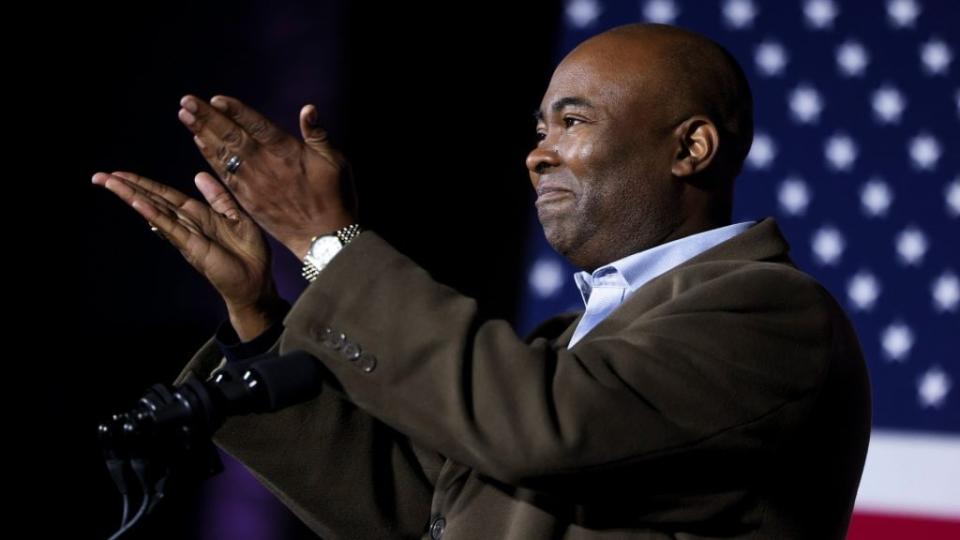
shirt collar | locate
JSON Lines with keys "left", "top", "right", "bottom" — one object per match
{"left": 574, "top": 221, "right": 756, "bottom": 306}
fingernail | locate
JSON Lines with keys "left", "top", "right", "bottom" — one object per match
{"left": 211, "top": 98, "right": 228, "bottom": 112}
{"left": 193, "top": 135, "right": 206, "bottom": 150}
{"left": 91, "top": 173, "right": 103, "bottom": 184}
{"left": 180, "top": 97, "right": 198, "bottom": 113}
{"left": 179, "top": 109, "right": 196, "bottom": 125}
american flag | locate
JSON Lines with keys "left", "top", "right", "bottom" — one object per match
{"left": 518, "top": 1, "right": 959, "bottom": 537}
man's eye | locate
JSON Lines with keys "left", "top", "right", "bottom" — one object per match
{"left": 536, "top": 118, "right": 582, "bottom": 141}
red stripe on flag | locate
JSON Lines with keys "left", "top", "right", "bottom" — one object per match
{"left": 848, "top": 511, "right": 960, "bottom": 539}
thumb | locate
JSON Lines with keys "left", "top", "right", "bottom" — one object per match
{"left": 300, "top": 104, "right": 331, "bottom": 150}
{"left": 195, "top": 172, "right": 242, "bottom": 221}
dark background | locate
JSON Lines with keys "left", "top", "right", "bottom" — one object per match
{"left": 52, "top": 1, "right": 562, "bottom": 537}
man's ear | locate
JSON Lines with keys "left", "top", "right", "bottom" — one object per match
{"left": 671, "top": 116, "right": 719, "bottom": 178}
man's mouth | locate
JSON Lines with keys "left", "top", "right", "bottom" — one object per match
{"left": 536, "top": 189, "right": 573, "bottom": 204}
{"left": 536, "top": 182, "right": 574, "bottom": 200}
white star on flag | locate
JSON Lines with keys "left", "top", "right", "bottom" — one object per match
{"left": 754, "top": 41, "right": 788, "bottom": 77}
{"left": 908, "top": 133, "right": 942, "bottom": 171}
{"left": 528, "top": 257, "right": 565, "bottom": 299}
{"left": 777, "top": 177, "right": 812, "bottom": 216}
{"left": 946, "top": 178, "right": 960, "bottom": 217}
{"left": 789, "top": 84, "right": 824, "bottom": 124}
{"left": 860, "top": 178, "right": 894, "bottom": 217}
{"left": 804, "top": 0, "right": 839, "bottom": 29}
{"left": 848, "top": 270, "right": 882, "bottom": 311}
{"left": 564, "top": 0, "right": 602, "bottom": 29}
{"left": 881, "top": 321, "right": 915, "bottom": 362}
{"left": 917, "top": 366, "right": 952, "bottom": 409}
{"left": 887, "top": 0, "right": 922, "bottom": 28}
{"left": 722, "top": 0, "right": 758, "bottom": 29}
{"left": 837, "top": 40, "right": 870, "bottom": 77}
{"left": 642, "top": 0, "right": 680, "bottom": 24}
{"left": 894, "top": 226, "right": 929, "bottom": 266}
{"left": 931, "top": 271, "right": 959, "bottom": 313}
{"left": 871, "top": 85, "right": 907, "bottom": 124}
{"left": 746, "top": 131, "right": 777, "bottom": 170}
{"left": 824, "top": 133, "right": 858, "bottom": 171}
{"left": 920, "top": 38, "right": 953, "bottom": 75}
{"left": 811, "top": 225, "right": 845, "bottom": 266}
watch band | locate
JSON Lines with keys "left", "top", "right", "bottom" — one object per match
{"left": 332, "top": 223, "right": 363, "bottom": 244}
{"left": 301, "top": 223, "right": 363, "bottom": 282}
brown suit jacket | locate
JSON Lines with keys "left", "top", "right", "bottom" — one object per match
{"left": 174, "top": 217, "right": 871, "bottom": 539}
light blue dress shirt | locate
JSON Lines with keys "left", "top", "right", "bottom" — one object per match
{"left": 568, "top": 221, "right": 756, "bottom": 348}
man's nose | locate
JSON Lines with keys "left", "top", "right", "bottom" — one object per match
{"left": 526, "top": 145, "right": 561, "bottom": 175}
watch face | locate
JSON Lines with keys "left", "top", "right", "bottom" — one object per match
{"left": 308, "top": 236, "right": 343, "bottom": 268}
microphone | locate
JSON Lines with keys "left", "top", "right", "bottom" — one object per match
{"left": 101, "top": 350, "right": 326, "bottom": 459}
{"left": 98, "top": 351, "right": 326, "bottom": 539}
{"left": 229, "top": 349, "right": 328, "bottom": 413}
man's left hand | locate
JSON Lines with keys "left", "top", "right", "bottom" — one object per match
{"left": 178, "top": 94, "right": 358, "bottom": 260}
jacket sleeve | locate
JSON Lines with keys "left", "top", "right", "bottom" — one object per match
{"left": 280, "top": 230, "right": 840, "bottom": 493}
{"left": 173, "top": 332, "right": 444, "bottom": 539}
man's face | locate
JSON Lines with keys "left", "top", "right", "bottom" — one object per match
{"left": 527, "top": 39, "right": 684, "bottom": 270}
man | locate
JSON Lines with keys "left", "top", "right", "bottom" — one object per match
{"left": 94, "top": 23, "right": 871, "bottom": 539}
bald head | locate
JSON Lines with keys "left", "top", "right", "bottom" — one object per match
{"left": 572, "top": 23, "right": 754, "bottom": 181}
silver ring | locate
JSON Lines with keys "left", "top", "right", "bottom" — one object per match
{"left": 225, "top": 155, "right": 242, "bottom": 175}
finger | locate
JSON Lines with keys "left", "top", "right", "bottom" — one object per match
{"left": 107, "top": 171, "right": 209, "bottom": 230}
{"left": 194, "top": 172, "right": 243, "bottom": 221}
{"left": 94, "top": 172, "right": 179, "bottom": 221}
{"left": 178, "top": 94, "right": 258, "bottom": 174}
{"left": 100, "top": 176, "right": 196, "bottom": 247}
{"left": 109, "top": 170, "right": 190, "bottom": 206}
{"left": 299, "top": 104, "right": 332, "bottom": 150}
{"left": 129, "top": 196, "right": 203, "bottom": 254}
{"left": 191, "top": 133, "right": 247, "bottom": 193}
{"left": 94, "top": 173, "right": 203, "bottom": 235}
{"left": 210, "top": 95, "right": 290, "bottom": 150}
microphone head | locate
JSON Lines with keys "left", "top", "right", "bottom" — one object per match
{"left": 246, "top": 351, "right": 326, "bottom": 412}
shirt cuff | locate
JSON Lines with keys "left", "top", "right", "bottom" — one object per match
{"left": 215, "top": 300, "right": 292, "bottom": 362}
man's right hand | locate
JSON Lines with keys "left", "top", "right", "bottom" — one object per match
{"left": 92, "top": 170, "right": 284, "bottom": 340}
